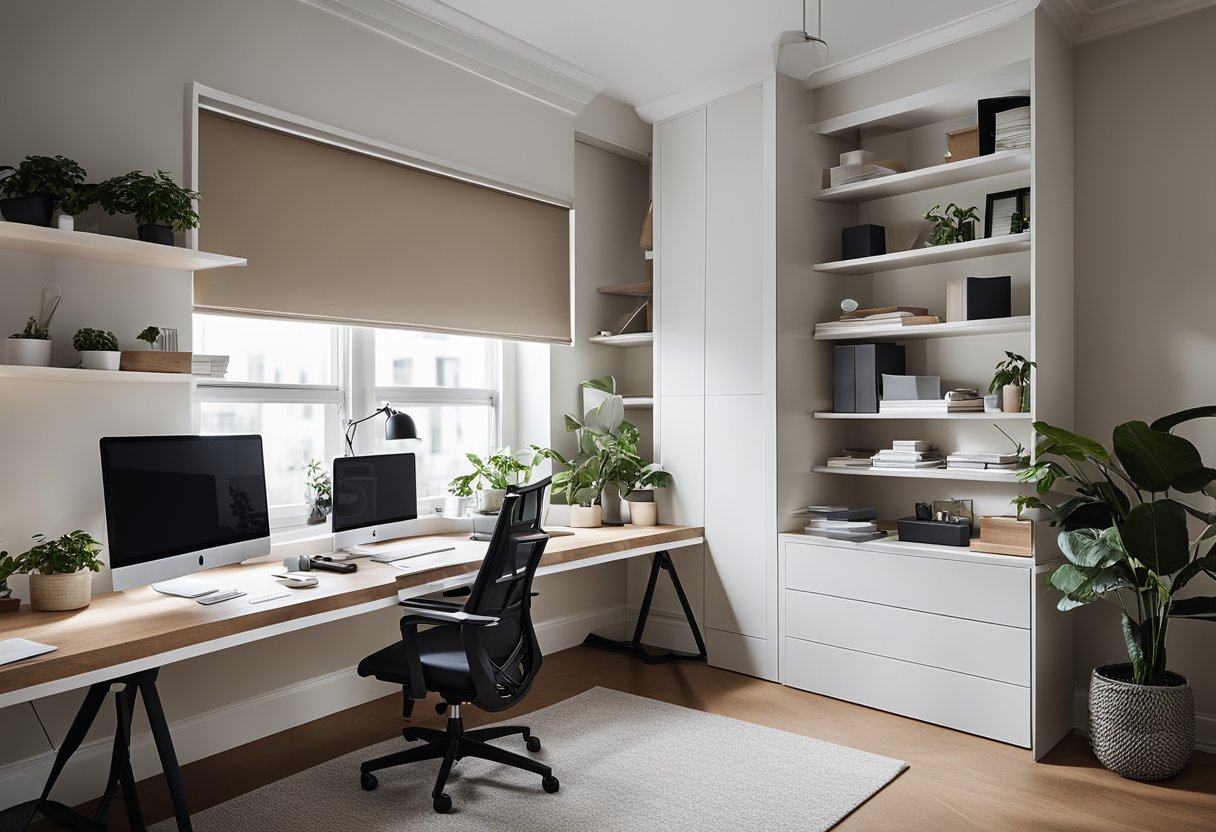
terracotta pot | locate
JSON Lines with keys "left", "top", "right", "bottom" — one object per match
{"left": 29, "top": 570, "right": 93, "bottom": 611}
{"left": 569, "top": 505, "right": 602, "bottom": 528}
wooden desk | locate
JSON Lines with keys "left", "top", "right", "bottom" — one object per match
{"left": 0, "top": 524, "right": 704, "bottom": 709}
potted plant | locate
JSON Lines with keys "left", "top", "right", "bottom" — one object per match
{"left": 72, "top": 327, "right": 121, "bottom": 371}
{"left": 6, "top": 316, "right": 52, "bottom": 367}
{"left": 0, "top": 531, "right": 104, "bottom": 611}
{"left": 990, "top": 351, "right": 1035, "bottom": 413}
{"left": 96, "top": 169, "right": 199, "bottom": 245}
{"left": 448, "top": 447, "right": 540, "bottom": 515}
{"left": 1015, "top": 410, "right": 1216, "bottom": 779}
{"left": 923, "top": 203, "right": 979, "bottom": 246}
{"left": 137, "top": 325, "right": 161, "bottom": 348}
{"left": 0, "top": 155, "right": 88, "bottom": 227}
{"left": 622, "top": 463, "right": 674, "bottom": 527}
{"left": 304, "top": 459, "right": 333, "bottom": 525}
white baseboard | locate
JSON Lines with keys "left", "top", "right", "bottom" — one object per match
{"left": 1072, "top": 686, "right": 1216, "bottom": 755}
{"left": 621, "top": 607, "right": 704, "bottom": 655}
{"left": 0, "top": 603, "right": 629, "bottom": 812}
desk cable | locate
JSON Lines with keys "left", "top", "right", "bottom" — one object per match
{"left": 29, "top": 701, "right": 56, "bottom": 752}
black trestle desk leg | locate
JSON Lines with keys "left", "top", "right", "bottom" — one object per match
{"left": 138, "top": 670, "right": 192, "bottom": 832}
{"left": 582, "top": 549, "right": 708, "bottom": 664}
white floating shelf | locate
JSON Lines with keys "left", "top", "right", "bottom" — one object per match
{"left": 622, "top": 396, "right": 654, "bottom": 409}
{"left": 812, "top": 411, "right": 1032, "bottom": 420}
{"left": 813, "top": 233, "right": 1031, "bottom": 276}
{"left": 0, "top": 365, "right": 195, "bottom": 384}
{"left": 813, "top": 315, "right": 1031, "bottom": 342}
{"left": 589, "top": 332, "right": 653, "bottom": 348}
{"left": 0, "top": 222, "right": 245, "bottom": 271}
{"left": 812, "top": 465, "right": 1023, "bottom": 483}
{"left": 814, "top": 150, "right": 1031, "bottom": 204}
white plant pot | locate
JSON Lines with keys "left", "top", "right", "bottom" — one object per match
{"left": 5, "top": 338, "right": 52, "bottom": 367}
{"left": 546, "top": 503, "right": 571, "bottom": 528}
{"left": 29, "top": 570, "right": 93, "bottom": 611}
{"left": 476, "top": 488, "right": 506, "bottom": 514}
{"left": 629, "top": 502, "right": 658, "bottom": 527}
{"left": 80, "top": 350, "right": 121, "bottom": 370}
{"left": 57, "top": 214, "right": 75, "bottom": 231}
{"left": 569, "top": 505, "right": 602, "bottom": 528}
{"left": 1002, "top": 384, "right": 1024, "bottom": 413}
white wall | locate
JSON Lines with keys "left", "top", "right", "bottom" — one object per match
{"left": 1073, "top": 7, "right": 1216, "bottom": 725}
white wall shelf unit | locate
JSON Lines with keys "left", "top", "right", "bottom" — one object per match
{"left": 588, "top": 332, "right": 653, "bottom": 348}
{"left": 812, "top": 411, "right": 1032, "bottom": 420}
{"left": 0, "top": 223, "right": 246, "bottom": 271}
{"left": 811, "top": 465, "right": 1023, "bottom": 483}
{"left": 814, "top": 315, "right": 1030, "bottom": 341}
{"left": 813, "top": 150, "right": 1030, "bottom": 204}
{"left": 813, "top": 233, "right": 1030, "bottom": 275}
{"left": 0, "top": 365, "right": 195, "bottom": 384}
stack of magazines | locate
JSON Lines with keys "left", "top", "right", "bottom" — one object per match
{"left": 871, "top": 440, "right": 944, "bottom": 469}
{"left": 945, "top": 451, "right": 1023, "bottom": 472}
{"left": 793, "top": 505, "right": 887, "bottom": 543}
{"left": 814, "top": 306, "right": 938, "bottom": 337}
{"left": 825, "top": 448, "right": 876, "bottom": 469}
{"left": 996, "top": 106, "right": 1031, "bottom": 150}
{"left": 192, "top": 354, "right": 230, "bottom": 378}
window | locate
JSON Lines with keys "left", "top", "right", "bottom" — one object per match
{"left": 194, "top": 315, "right": 500, "bottom": 529}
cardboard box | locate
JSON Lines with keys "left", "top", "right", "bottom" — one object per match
{"left": 946, "top": 126, "right": 979, "bottom": 162}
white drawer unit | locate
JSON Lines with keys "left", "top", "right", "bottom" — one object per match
{"left": 778, "top": 536, "right": 1064, "bottom": 752}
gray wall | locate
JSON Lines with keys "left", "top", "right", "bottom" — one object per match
{"left": 1074, "top": 6, "right": 1216, "bottom": 720}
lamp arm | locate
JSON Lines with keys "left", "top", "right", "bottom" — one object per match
{"left": 344, "top": 405, "right": 391, "bottom": 456}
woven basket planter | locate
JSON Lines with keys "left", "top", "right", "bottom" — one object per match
{"left": 29, "top": 570, "right": 93, "bottom": 612}
{"left": 1089, "top": 663, "right": 1194, "bottom": 780}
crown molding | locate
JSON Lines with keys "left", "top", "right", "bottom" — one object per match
{"left": 636, "top": 59, "right": 773, "bottom": 125}
{"left": 1039, "top": 0, "right": 1087, "bottom": 40}
{"left": 1074, "top": 0, "right": 1216, "bottom": 43}
{"left": 296, "top": 0, "right": 604, "bottom": 115}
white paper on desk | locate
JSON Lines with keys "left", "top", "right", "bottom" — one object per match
{"left": 0, "top": 638, "right": 57, "bottom": 666}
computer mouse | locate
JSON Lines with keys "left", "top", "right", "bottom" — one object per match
{"left": 273, "top": 573, "right": 319, "bottom": 588}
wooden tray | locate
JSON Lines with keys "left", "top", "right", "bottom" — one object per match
{"left": 120, "top": 351, "right": 192, "bottom": 373}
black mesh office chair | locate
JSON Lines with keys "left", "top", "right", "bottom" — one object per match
{"left": 356, "top": 477, "right": 557, "bottom": 814}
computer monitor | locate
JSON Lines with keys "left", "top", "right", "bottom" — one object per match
{"left": 332, "top": 452, "right": 418, "bottom": 549}
{"left": 100, "top": 435, "right": 271, "bottom": 591}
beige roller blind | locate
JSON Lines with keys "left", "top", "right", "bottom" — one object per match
{"left": 195, "top": 112, "right": 571, "bottom": 344}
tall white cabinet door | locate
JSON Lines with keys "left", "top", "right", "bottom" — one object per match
{"left": 705, "top": 87, "right": 765, "bottom": 397}
{"left": 704, "top": 393, "right": 767, "bottom": 638}
{"left": 657, "top": 109, "right": 706, "bottom": 398}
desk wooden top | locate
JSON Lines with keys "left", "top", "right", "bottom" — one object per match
{"left": 0, "top": 525, "right": 702, "bottom": 700}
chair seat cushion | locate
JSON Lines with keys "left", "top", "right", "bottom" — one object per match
{"left": 358, "top": 625, "right": 476, "bottom": 699}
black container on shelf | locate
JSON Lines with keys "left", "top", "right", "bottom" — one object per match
{"left": 833, "top": 343, "right": 905, "bottom": 413}
{"left": 0, "top": 195, "right": 54, "bottom": 226}
{"left": 897, "top": 517, "right": 972, "bottom": 547}
{"left": 841, "top": 224, "right": 886, "bottom": 260}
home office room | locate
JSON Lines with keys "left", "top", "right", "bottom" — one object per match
{"left": 1, "top": 1, "right": 1215, "bottom": 830}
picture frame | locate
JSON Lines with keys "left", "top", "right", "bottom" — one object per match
{"left": 984, "top": 187, "right": 1030, "bottom": 238}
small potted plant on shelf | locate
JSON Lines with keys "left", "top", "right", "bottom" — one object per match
{"left": 6, "top": 316, "right": 52, "bottom": 367}
{"left": 923, "top": 202, "right": 979, "bottom": 246}
{"left": 0, "top": 155, "right": 88, "bottom": 227}
{"left": 0, "top": 531, "right": 104, "bottom": 612}
{"left": 304, "top": 459, "right": 333, "bottom": 525}
{"left": 56, "top": 182, "right": 96, "bottom": 231}
{"left": 621, "top": 464, "right": 674, "bottom": 527}
{"left": 72, "top": 327, "right": 121, "bottom": 371}
{"left": 137, "top": 325, "right": 161, "bottom": 348}
{"left": 1017, "top": 410, "right": 1216, "bottom": 780}
{"left": 990, "top": 351, "right": 1035, "bottom": 413}
{"left": 448, "top": 447, "right": 541, "bottom": 515}
{"left": 96, "top": 169, "right": 199, "bottom": 245}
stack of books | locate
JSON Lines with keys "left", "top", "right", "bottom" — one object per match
{"left": 871, "top": 441, "right": 944, "bottom": 469}
{"left": 814, "top": 306, "right": 939, "bottom": 337}
{"left": 192, "top": 354, "right": 230, "bottom": 378}
{"left": 878, "top": 396, "right": 984, "bottom": 415}
{"left": 825, "top": 447, "right": 875, "bottom": 469}
{"left": 828, "top": 162, "right": 901, "bottom": 188}
{"left": 995, "top": 106, "right": 1031, "bottom": 150}
{"left": 945, "top": 451, "right": 1023, "bottom": 472}
{"left": 795, "top": 505, "right": 887, "bottom": 543}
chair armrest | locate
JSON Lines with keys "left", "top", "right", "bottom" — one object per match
{"left": 401, "top": 597, "right": 463, "bottom": 613}
{"left": 399, "top": 605, "right": 499, "bottom": 627}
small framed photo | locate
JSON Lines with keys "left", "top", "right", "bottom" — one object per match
{"left": 985, "top": 187, "right": 1030, "bottom": 238}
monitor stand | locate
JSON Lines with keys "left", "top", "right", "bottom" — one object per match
{"left": 150, "top": 577, "right": 219, "bottom": 598}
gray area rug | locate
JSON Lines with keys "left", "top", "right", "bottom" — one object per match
{"left": 156, "top": 687, "right": 907, "bottom": 831}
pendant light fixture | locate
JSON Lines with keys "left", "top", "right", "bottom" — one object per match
{"left": 773, "top": 0, "right": 829, "bottom": 79}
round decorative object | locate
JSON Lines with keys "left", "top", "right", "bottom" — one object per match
{"left": 80, "top": 350, "right": 121, "bottom": 371}
{"left": 1089, "top": 663, "right": 1195, "bottom": 780}
{"left": 137, "top": 223, "right": 175, "bottom": 245}
{"left": 569, "top": 505, "right": 602, "bottom": 528}
{"left": 29, "top": 570, "right": 93, "bottom": 612}
{"left": 6, "top": 337, "right": 52, "bottom": 367}
{"left": 0, "top": 195, "right": 54, "bottom": 226}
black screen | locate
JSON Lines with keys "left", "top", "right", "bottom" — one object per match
{"left": 332, "top": 453, "right": 417, "bottom": 533}
{"left": 100, "top": 435, "right": 270, "bottom": 568}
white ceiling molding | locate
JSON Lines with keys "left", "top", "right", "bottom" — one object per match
{"left": 636, "top": 59, "right": 773, "bottom": 125}
{"left": 802, "top": 0, "right": 1038, "bottom": 90}
{"left": 1038, "top": 0, "right": 1087, "bottom": 41}
{"left": 297, "top": 0, "right": 605, "bottom": 115}
{"left": 1072, "top": 0, "right": 1216, "bottom": 43}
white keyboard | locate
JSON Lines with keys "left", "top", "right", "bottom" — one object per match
{"left": 369, "top": 543, "right": 457, "bottom": 564}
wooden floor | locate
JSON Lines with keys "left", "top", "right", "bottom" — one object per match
{"left": 69, "top": 646, "right": 1216, "bottom": 831}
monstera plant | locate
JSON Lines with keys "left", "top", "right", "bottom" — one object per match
{"left": 1015, "top": 408, "right": 1216, "bottom": 779}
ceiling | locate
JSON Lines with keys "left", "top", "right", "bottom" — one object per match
{"left": 436, "top": 0, "right": 1016, "bottom": 107}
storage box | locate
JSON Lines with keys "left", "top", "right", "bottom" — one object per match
{"left": 833, "top": 343, "right": 906, "bottom": 413}
{"left": 120, "top": 351, "right": 193, "bottom": 373}
{"left": 881, "top": 374, "right": 940, "bottom": 401}
{"left": 946, "top": 126, "right": 979, "bottom": 162}
{"left": 842, "top": 224, "right": 886, "bottom": 260}
{"left": 970, "top": 516, "right": 1034, "bottom": 557}
{"left": 897, "top": 517, "right": 971, "bottom": 547}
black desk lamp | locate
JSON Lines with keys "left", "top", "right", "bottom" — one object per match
{"left": 345, "top": 405, "right": 418, "bottom": 456}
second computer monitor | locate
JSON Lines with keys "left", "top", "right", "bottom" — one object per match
{"left": 332, "top": 452, "right": 418, "bottom": 549}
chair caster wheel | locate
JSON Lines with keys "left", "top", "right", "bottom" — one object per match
{"left": 360, "top": 772, "right": 378, "bottom": 791}
{"left": 433, "top": 793, "right": 452, "bottom": 813}
{"left": 526, "top": 736, "right": 541, "bottom": 753}
{"left": 403, "top": 729, "right": 418, "bottom": 742}
{"left": 542, "top": 775, "right": 559, "bottom": 794}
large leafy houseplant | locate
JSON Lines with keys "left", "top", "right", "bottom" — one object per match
{"left": 1017, "top": 411, "right": 1216, "bottom": 684}
{"left": 0, "top": 155, "right": 88, "bottom": 226}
